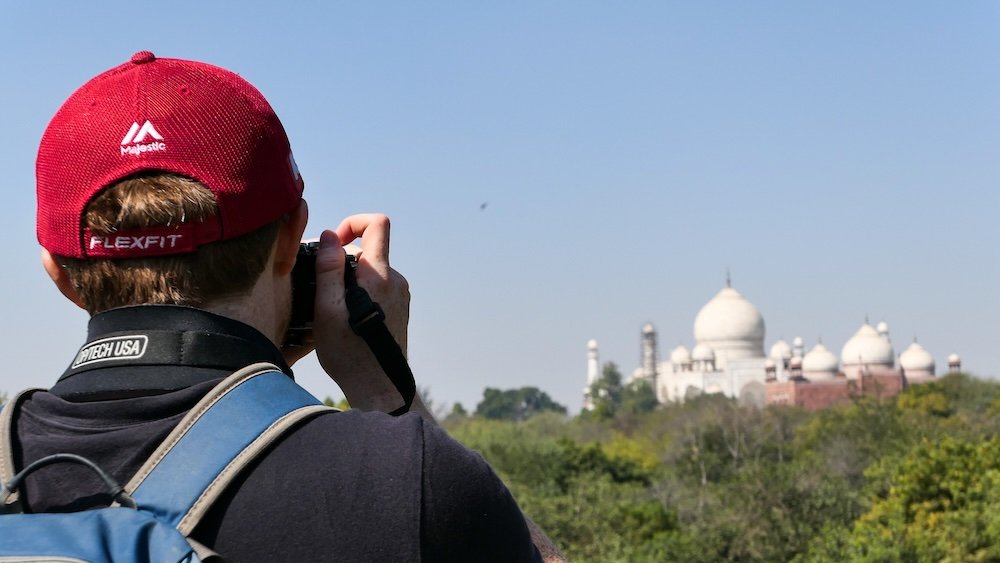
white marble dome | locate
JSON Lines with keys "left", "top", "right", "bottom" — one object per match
{"left": 670, "top": 345, "right": 692, "bottom": 364}
{"left": 642, "top": 323, "right": 655, "bottom": 335}
{"left": 841, "top": 322, "right": 894, "bottom": 366}
{"left": 948, "top": 353, "right": 961, "bottom": 364}
{"left": 900, "top": 341, "right": 935, "bottom": 373}
{"left": 693, "top": 286, "right": 765, "bottom": 365}
{"left": 770, "top": 340, "right": 792, "bottom": 361}
{"left": 587, "top": 339, "right": 598, "bottom": 350}
{"left": 692, "top": 343, "right": 715, "bottom": 362}
{"left": 803, "top": 343, "right": 839, "bottom": 373}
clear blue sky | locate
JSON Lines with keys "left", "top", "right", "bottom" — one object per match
{"left": 2, "top": 2, "right": 998, "bottom": 413}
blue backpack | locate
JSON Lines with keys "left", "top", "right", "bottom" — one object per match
{"left": 0, "top": 363, "right": 335, "bottom": 562}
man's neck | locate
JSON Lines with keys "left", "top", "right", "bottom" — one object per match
{"left": 203, "top": 264, "right": 289, "bottom": 349}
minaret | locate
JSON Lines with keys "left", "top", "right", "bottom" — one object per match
{"left": 877, "top": 321, "right": 890, "bottom": 342}
{"left": 641, "top": 323, "right": 658, "bottom": 383}
{"left": 948, "top": 353, "right": 962, "bottom": 373}
{"left": 583, "top": 339, "right": 600, "bottom": 410}
{"left": 792, "top": 336, "right": 805, "bottom": 359}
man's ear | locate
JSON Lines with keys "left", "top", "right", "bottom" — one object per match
{"left": 274, "top": 199, "right": 309, "bottom": 276}
{"left": 41, "top": 249, "right": 87, "bottom": 310}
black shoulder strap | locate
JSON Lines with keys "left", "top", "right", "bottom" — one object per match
{"left": 344, "top": 258, "right": 416, "bottom": 416}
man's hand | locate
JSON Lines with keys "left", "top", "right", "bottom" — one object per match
{"left": 311, "top": 214, "right": 414, "bottom": 413}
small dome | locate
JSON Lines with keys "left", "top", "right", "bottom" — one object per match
{"left": 789, "top": 356, "right": 803, "bottom": 368}
{"left": 692, "top": 343, "right": 715, "bottom": 361}
{"left": 642, "top": 323, "right": 655, "bottom": 334}
{"left": 876, "top": 321, "right": 889, "bottom": 335}
{"left": 899, "top": 341, "right": 935, "bottom": 373}
{"left": 841, "top": 322, "right": 894, "bottom": 366}
{"left": 670, "top": 345, "right": 692, "bottom": 364}
{"left": 793, "top": 336, "right": 804, "bottom": 348}
{"left": 693, "top": 287, "right": 765, "bottom": 349}
{"left": 770, "top": 340, "right": 792, "bottom": 360}
{"left": 764, "top": 358, "right": 776, "bottom": 369}
{"left": 948, "top": 353, "right": 961, "bottom": 364}
{"left": 803, "top": 343, "right": 839, "bottom": 373}
{"left": 587, "top": 339, "right": 598, "bottom": 350}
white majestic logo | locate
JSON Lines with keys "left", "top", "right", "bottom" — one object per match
{"left": 120, "top": 120, "right": 166, "bottom": 156}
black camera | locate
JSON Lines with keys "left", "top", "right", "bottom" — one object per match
{"left": 284, "top": 240, "right": 413, "bottom": 414}
{"left": 285, "top": 241, "right": 358, "bottom": 346}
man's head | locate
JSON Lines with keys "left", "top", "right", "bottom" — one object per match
{"left": 36, "top": 52, "right": 306, "bottom": 320}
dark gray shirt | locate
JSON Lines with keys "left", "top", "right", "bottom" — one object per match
{"left": 11, "top": 306, "right": 540, "bottom": 562}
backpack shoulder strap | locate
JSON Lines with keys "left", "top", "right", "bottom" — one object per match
{"left": 124, "top": 362, "right": 337, "bottom": 536}
{"left": 0, "top": 388, "right": 44, "bottom": 510}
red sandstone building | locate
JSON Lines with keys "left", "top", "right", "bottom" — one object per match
{"left": 764, "top": 335, "right": 956, "bottom": 411}
{"left": 766, "top": 371, "right": 907, "bottom": 410}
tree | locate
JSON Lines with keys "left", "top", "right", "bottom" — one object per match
{"left": 621, "top": 379, "right": 659, "bottom": 415}
{"left": 447, "top": 415, "right": 679, "bottom": 562}
{"left": 802, "top": 436, "right": 1000, "bottom": 561}
{"left": 475, "top": 387, "right": 567, "bottom": 421}
{"left": 446, "top": 402, "right": 468, "bottom": 421}
{"left": 443, "top": 370, "right": 1000, "bottom": 562}
{"left": 586, "top": 363, "right": 658, "bottom": 420}
{"left": 323, "top": 395, "right": 350, "bottom": 410}
{"left": 589, "top": 362, "right": 624, "bottom": 419}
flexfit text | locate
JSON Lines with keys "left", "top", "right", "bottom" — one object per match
{"left": 90, "top": 234, "right": 185, "bottom": 251}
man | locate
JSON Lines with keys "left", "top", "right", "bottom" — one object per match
{"left": 12, "top": 51, "right": 561, "bottom": 561}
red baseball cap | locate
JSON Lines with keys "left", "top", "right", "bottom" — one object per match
{"left": 36, "top": 51, "right": 304, "bottom": 259}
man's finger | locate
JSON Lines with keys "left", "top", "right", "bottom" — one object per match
{"left": 335, "top": 214, "right": 390, "bottom": 271}
{"left": 314, "top": 229, "right": 347, "bottom": 319}
{"left": 315, "top": 230, "right": 345, "bottom": 274}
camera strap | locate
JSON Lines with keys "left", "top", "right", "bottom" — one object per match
{"left": 343, "top": 263, "right": 416, "bottom": 417}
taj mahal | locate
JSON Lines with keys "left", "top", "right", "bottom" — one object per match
{"left": 584, "top": 279, "right": 961, "bottom": 410}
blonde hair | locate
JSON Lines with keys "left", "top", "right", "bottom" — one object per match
{"left": 59, "top": 174, "right": 282, "bottom": 314}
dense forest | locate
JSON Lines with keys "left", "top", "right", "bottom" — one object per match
{"left": 432, "top": 365, "right": 1000, "bottom": 562}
